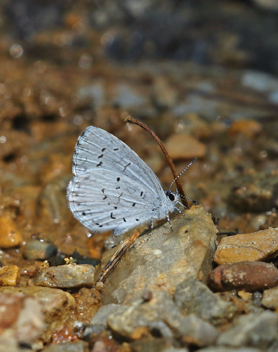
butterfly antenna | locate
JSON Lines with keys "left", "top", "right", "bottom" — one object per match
{"left": 180, "top": 194, "right": 198, "bottom": 205}
{"left": 169, "top": 157, "right": 197, "bottom": 191}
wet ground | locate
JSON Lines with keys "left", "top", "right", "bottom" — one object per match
{"left": 1, "top": 1, "right": 278, "bottom": 351}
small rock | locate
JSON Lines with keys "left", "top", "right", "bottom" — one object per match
{"left": 112, "top": 83, "right": 148, "bottom": 108}
{"left": 0, "top": 293, "right": 44, "bottom": 345}
{"left": 37, "top": 175, "right": 71, "bottom": 223}
{"left": 0, "top": 265, "right": 19, "bottom": 286}
{"left": 214, "top": 228, "right": 278, "bottom": 265}
{"left": 83, "top": 304, "right": 123, "bottom": 339}
{"left": 23, "top": 239, "right": 57, "bottom": 261}
{"left": 229, "top": 174, "right": 278, "bottom": 212}
{"left": 42, "top": 341, "right": 89, "bottom": 352}
{"left": 208, "top": 261, "right": 278, "bottom": 292}
{"left": 0, "top": 287, "right": 75, "bottom": 343}
{"left": 162, "top": 348, "right": 189, "bottom": 352}
{"left": 165, "top": 133, "right": 206, "bottom": 159}
{"left": 98, "top": 205, "right": 217, "bottom": 305}
{"left": 262, "top": 286, "right": 278, "bottom": 309}
{"left": 107, "top": 290, "right": 219, "bottom": 347}
{"left": 228, "top": 119, "right": 262, "bottom": 138}
{"left": 178, "top": 314, "right": 220, "bottom": 347}
{"left": 242, "top": 70, "right": 278, "bottom": 92}
{"left": 33, "top": 264, "right": 95, "bottom": 288}
{"left": 198, "top": 347, "right": 261, "bottom": 352}
{"left": 152, "top": 76, "right": 179, "bottom": 109}
{"left": 0, "top": 215, "right": 23, "bottom": 248}
{"left": 174, "top": 278, "right": 237, "bottom": 325}
{"left": 216, "top": 311, "right": 278, "bottom": 349}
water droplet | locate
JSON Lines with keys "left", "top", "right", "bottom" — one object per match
{"left": 10, "top": 44, "right": 23, "bottom": 59}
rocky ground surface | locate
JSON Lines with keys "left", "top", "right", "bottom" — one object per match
{"left": 1, "top": 1, "right": 278, "bottom": 351}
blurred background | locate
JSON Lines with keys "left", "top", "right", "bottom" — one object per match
{"left": 0, "top": 0, "right": 278, "bottom": 262}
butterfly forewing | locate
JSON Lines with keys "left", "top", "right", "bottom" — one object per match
{"left": 72, "top": 126, "right": 164, "bottom": 195}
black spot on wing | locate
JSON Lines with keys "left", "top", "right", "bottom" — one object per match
{"left": 97, "top": 161, "right": 103, "bottom": 167}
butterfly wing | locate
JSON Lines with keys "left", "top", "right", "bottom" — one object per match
{"left": 72, "top": 126, "right": 164, "bottom": 196}
{"left": 67, "top": 169, "right": 166, "bottom": 236}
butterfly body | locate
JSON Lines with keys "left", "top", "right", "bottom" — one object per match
{"left": 67, "top": 126, "right": 182, "bottom": 236}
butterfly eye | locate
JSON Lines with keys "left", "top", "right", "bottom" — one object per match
{"left": 166, "top": 191, "right": 175, "bottom": 201}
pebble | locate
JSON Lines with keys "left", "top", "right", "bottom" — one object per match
{"left": 42, "top": 341, "right": 89, "bottom": 352}
{"left": 83, "top": 304, "right": 123, "bottom": 339}
{"left": 198, "top": 348, "right": 261, "bottom": 352}
{"left": 98, "top": 205, "right": 217, "bottom": 305}
{"left": 229, "top": 174, "right": 278, "bottom": 212}
{"left": 228, "top": 119, "right": 262, "bottom": 138}
{"left": 214, "top": 228, "right": 278, "bottom": 264}
{"left": 174, "top": 278, "right": 237, "bottom": 326}
{"left": 165, "top": 133, "right": 206, "bottom": 159}
{"left": 33, "top": 264, "right": 95, "bottom": 288}
{"left": 216, "top": 311, "right": 278, "bottom": 349}
{"left": 0, "top": 265, "right": 19, "bottom": 286}
{"left": 208, "top": 261, "right": 278, "bottom": 292}
{"left": 261, "top": 286, "right": 278, "bottom": 309}
{"left": 23, "top": 239, "right": 58, "bottom": 261}
{"left": 0, "top": 215, "right": 23, "bottom": 248}
{"left": 0, "top": 286, "right": 75, "bottom": 343}
{"left": 0, "top": 293, "right": 44, "bottom": 345}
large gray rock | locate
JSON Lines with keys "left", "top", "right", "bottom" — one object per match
{"left": 98, "top": 205, "right": 217, "bottom": 304}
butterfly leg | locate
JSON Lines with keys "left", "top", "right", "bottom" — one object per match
{"left": 174, "top": 206, "right": 186, "bottom": 216}
{"left": 166, "top": 212, "right": 173, "bottom": 231}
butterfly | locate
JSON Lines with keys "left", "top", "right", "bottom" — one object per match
{"left": 67, "top": 126, "right": 195, "bottom": 236}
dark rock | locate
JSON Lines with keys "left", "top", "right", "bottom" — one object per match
{"left": 174, "top": 278, "right": 237, "bottom": 325}
{"left": 23, "top": 239, "right": 57, "bottom": 260}
{"left": 208, "top": 261, "right": 278, "bottom": 292}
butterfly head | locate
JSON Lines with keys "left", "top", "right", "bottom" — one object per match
{"left": 165, "top": 190, "right": 179, "bottom": 202}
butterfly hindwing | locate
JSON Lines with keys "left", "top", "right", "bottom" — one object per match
{"left": 67, "top": 169, "right": 165, "bottom": 235}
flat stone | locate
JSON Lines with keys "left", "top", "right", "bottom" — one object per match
{"left": 0, "top": 265, "right": 19, "bottom": 286}
{"left": 214, "top": 228, "right": 278, "bottom": 264}
{"left": 208, "top": 261, "right": 278, "bottom": 292}
{"left": 174, "top": 278, "right": 237, "bottom": 325}
{"left": 262, "top": 286, "right": 278, "bottom": 309}
{"left": 98, "top": 205, "right": 217, "bottom": 305}
{"left": 165, "top": 133, "right": 206, "bottom": 159}
{"left": 216, "top": 311, "right": 278, "bottom": 349}
{"left": 0, "top": 286, "right": 75, "bottom": 343}
{"left": 42, "top": 341, "right": 89, "bottom": 352}
{"left": 23, "top": 239, "right": 57, "bottom": 261}
{"left": 0, "top": 215, "right": 23, "bottom": 248}
{"left": 33, "top": 264, "right": 95, "bottom": 288}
